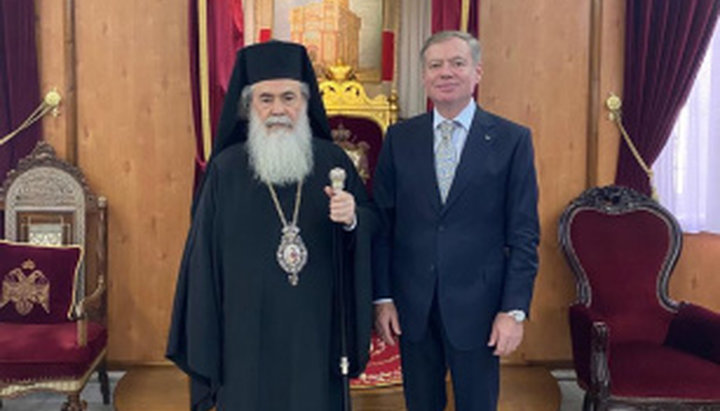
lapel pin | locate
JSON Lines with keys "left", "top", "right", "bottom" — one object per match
{"left": 484, "top": 134, "right": 492, "bottom": 141}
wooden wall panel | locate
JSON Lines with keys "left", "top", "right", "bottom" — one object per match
{"left": 36, "top": 0, "right": 69, "bottom": 159}
{"left": 71, "top": 0, "right": 195, "bottom": 363}
{"left": 33, "top": 0, "right": 720, "bottom": 367}
{"left": 479, "top": 0, "right": 593, "bottom": 362}
{"left": 671, "top": 234, "right": 720, "bottom": 312}
{"left": 595, "top": 1, "right": 625, "bottom": 186}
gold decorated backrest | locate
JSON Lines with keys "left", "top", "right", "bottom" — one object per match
{"left": 320, "top": 63, "right": 398, "bottom": 133}
{"left": 320, "top": 63, "right": 398, "bottom": 190}
{"left": 0, "top": 141, "right": 107, "bottom": 316}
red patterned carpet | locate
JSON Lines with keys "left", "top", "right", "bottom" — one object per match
{"left": 351, "top": 332, "right": 403, "bottom": 389}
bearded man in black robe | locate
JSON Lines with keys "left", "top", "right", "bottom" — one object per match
{"left": 167, "top": 41, "right": 374, "bottom": 411}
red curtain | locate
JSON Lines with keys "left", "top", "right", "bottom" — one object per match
{"left": 616, "top": 0, "right": 720, "bottom": 194}
{"left": 431, "top": 0, "right": 478, "bottom": 36}
{"left": 428, "top": 0, "right": 479, "bottom": 111}
{"left": 188, "top": 0, "right": 243, "bottom": 192}
{"left": 0, "top": 0, "right": 41, "bottom": 182}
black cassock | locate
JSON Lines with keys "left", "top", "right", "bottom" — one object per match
{"left": 167, "top": 139, "right": 374, "bottom": 411}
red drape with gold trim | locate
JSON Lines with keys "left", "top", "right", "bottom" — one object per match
{"left": 189, "top": 0, "right": 243, "bottom": 192}
{"left": 432, "top": 0, "right": 478, "bottom": 35}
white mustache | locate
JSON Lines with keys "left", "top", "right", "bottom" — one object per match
{"left": 265, "top": 115, "right": 293, "bottom": 127}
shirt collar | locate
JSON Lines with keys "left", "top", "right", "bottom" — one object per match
{"left": 433, "top": 100, "right": 476, "bottom": 131}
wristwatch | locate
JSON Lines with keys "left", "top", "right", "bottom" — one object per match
{"left": 506, "top": 310, "right": 526, "bottom": 323}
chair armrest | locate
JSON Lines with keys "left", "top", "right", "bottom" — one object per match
{"left": 72, "top": 275, "right": 105, "bottom": 347}
{"left": 73, "top": 275, "right": 106, "bottom": 320}
{"left": 569, "top": 304, "right": 610, "bottom": 397}
{"left": 665, "top": 302, "right": 720, "bottom": 364}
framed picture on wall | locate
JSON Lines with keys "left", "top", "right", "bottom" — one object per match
{"left": 252, "top": 0, "right": 399, "bottom": 84}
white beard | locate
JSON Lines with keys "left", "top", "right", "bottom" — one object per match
{"left": 246, "top": 109, "right": 314, "bottom": 186}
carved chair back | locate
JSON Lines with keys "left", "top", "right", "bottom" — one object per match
{"left": 558, "top": 185, "right": 682, "bottom": 345}
{"left": 0, "top": 141, "right": 107, "bottom": 323}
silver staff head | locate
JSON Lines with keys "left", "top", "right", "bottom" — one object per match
{"left": 329, "top": 167, "right": 346, "bottom": 192}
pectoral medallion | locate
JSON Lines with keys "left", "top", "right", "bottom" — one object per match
{"left": 266, "top": 180, "right": 307, "bottom": 286}
{"left": 276, "top": 225, "right": 307, "bottom": 286}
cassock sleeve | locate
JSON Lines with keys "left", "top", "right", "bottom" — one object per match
{"left": 166, "top": 164, "right": 223, "bottom": 411}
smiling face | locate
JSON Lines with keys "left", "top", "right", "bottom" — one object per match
{"left": 422, "top": 36, "right": 483, "bottom": 118}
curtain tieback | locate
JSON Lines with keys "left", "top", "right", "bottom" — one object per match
{"left": 606, "top": 93, "right": 659, "bottom": 201}
{"left": 0, "top": 89, "right": 62, "bottom": 147}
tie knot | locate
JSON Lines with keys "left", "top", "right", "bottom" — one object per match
{"left": 439, "top": 121, "right": 455, "bottom": 141}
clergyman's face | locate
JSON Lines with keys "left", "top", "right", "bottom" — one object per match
{"left": 250, "top": 79, "right": 305, "bottom": 132}
{"left": 422, "top": 37, "right": 482, "bottom": 110}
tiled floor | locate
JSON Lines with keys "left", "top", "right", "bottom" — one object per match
{"left": 1, "top": 370, "right": 586, "bottom": 410}
{"left": 0, "top": 372, "right": 122, "bottom": 411}
{"left": 553, "top": 369, "right": 585, "bottom": 410}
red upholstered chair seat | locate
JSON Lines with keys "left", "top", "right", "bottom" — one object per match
{"left": 559, "top": 186, "right": 720, "bottom": 410}
{"left": 0, "top": 322, "right": 107, "bottom": 382}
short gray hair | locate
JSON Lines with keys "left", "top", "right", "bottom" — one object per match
{"left": 420, "top": 31, "right": 482, "bottom": 66}
{"left": 238, "top": 81, "right": 310, "bottom": 119}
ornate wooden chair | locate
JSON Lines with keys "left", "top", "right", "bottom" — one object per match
{"left": 0, "top": 141, "right": 109, "bottom": 410}
{"left": 319, "top": 64, "right": 402, "bottom": 388}
{"left": 558, "top": 185, "right": 720, "bottom": 410}
{"left": 319, "top": 62, "right": 398, "bottom": 194}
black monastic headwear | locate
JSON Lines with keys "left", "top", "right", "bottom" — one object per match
{"left": 212, "top": 40, "right": 331, "bottom": 162}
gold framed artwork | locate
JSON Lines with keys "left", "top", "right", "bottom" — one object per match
{"left": 253, "top": 0, "right": 399, "bottom": 84}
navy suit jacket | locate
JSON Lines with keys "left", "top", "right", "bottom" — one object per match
{"left": 372, "top": 105, "right": 540, "bottom": 350}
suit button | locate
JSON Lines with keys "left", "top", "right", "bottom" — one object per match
{"left": 438, "top": 225, "right": 445, "bottom": 232}
{"left": 429, "top": 264, "right": 435, "bottom": 272}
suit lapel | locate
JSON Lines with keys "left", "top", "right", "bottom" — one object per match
{"left": 442, "top": 106, "right": 495, "bottom": 213}
{"left": 415, "top": 114, "right": 443, "bottom": 213}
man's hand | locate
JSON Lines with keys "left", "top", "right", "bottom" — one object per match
{"left": 487, "top": 312, "right": 524, "bottom": 356}
{"left": 324, "top": 186, "right": 355, "bottom": 226}
{"left": 374, "top": 301, "right": 402, "bottom": 346}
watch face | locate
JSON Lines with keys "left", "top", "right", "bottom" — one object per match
{"left": 508, "top": 310, "right": 526, "bottom": 322}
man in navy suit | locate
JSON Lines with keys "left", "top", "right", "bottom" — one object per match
{"left": 372, "top": 31, "right": 540, "bottom": 410}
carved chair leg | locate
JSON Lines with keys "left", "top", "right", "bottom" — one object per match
{"left": 61, "top": 393, "right": 87, "bottom": 411}
{"left": 98, "top": 363, "right": 111, "bottom": 404}
{"left": 582, "top": 392, "right": 593, "bottom": 411}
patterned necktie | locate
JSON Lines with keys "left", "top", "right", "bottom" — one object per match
{"left": 435, "top": 120, "right": 458, "bottom": 203}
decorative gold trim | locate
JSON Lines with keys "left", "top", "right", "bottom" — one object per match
{"left": 319, "top": 74, "right": 398, "bottom": 134}
{"left": 461, "top": 0, "right": 470, "bottom": 32}
{"left": 351, "top": 370, "right": 403, "bottom": 389}
{"left": 0, "top": 262, "right": 51, "bottom": 316}
{"left": 0, "top": 348, "right": 106, "bottom": 398}
{"left": 331, "top": 124, "right": 371, "bottom": 182}
{"left": 198, "top": 0, "right": 213, "bottom": 162}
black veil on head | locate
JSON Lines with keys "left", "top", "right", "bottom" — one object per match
{"left": 211, "top": 40, "right": 331, "bottom": 162}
